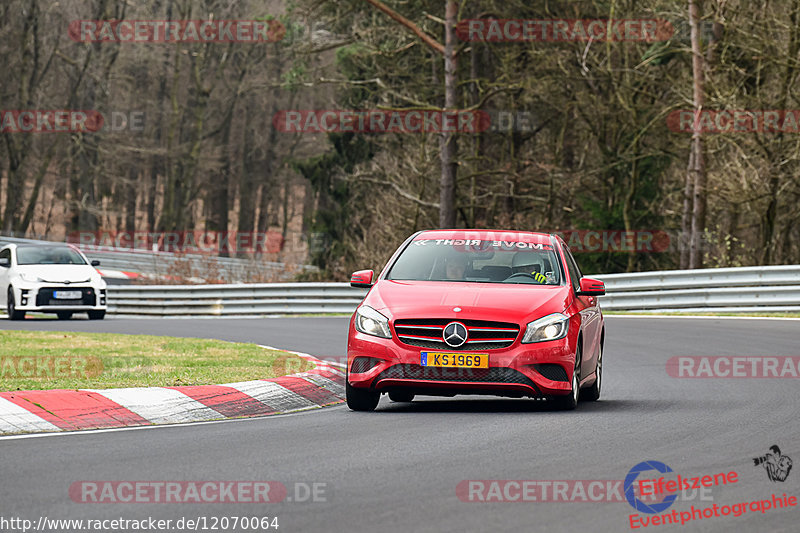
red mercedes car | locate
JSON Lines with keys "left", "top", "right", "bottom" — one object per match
{"left": 346, "top": 230, "right": 605, "bottom": 411}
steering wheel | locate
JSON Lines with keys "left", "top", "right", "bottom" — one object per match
{"left": 503, "top": 272, "right": 546, "bottom": 283}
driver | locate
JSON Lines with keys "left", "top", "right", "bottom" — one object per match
{"left": 56, "top": 251, "right": 72, "bottom": 264}
{"left": 444, "top": 254, "right": 468, "bottom": 280}
{"left": 511, "top": 252, "right": 547, "bottom": 283}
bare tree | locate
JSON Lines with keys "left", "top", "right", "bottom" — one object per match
{"left": 687, "top": 0, "right": 708, "bottom": 269}
{"left": 362, "top": 0, "right": 457, "bottom": 227}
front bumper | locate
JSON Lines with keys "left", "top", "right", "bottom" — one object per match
{"left": 347, "top": 325, "right": 577, "bottom": 398}
{"left": 12, "top": 285, "right": 107, "bottom": 312}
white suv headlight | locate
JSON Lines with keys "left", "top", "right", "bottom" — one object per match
{"left": 522, "top": 313, "right": 570, "bottom": 343}
{"left": 19, "top": 272, "right": 43, "bottom": 283}
{"left": 354, "top": 305, "right": 392, "bottom": 339}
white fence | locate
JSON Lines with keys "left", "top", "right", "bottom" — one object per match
{"left": 105, "top": 265, "right": 800, "bottom": 316}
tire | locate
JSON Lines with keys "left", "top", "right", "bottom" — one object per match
{"left": 87, "top": 310, "right": 106, "bottom": 320}
{"left": 580, "top": 343, "right": 602, "bottom": 402}
{"left": 7, "top": 288, "right": 25, "bottom": 320}
{"left": 346, "top": 379, "right": 379, "bottom": 411}
{"left": 57, "top": 311, "right": 73, "bottom": 320}
{"left": 552, "top": 342, "right": 581, "bottom": 411}
{"left": 388, "top": 391, "right": 415, "bottom": 403}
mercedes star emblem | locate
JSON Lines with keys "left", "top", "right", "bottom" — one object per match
{"left": 443, "top": 321, "right": 468, "bottom": 348}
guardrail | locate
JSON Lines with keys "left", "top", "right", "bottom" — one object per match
{"left": 105, "top": 265, "right": 800, "bottom": 316}
{"left": 596, "top": 265, "right": 800, "bottom": 312}
{"left": 108, "top": 283, "right": 366, "bottom": 316}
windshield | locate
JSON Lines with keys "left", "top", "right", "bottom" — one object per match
{"left": 16, "top": 246, "right": 87, "bottom": 265}
{"left": 387, "top": 238, "right": 563, "bottom": 285}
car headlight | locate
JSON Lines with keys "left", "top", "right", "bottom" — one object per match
{"left": 354, "top": 305, "right": 392, "bottom": 339}
{"left": 19, "top": 272, "right": 43, "bottom": 283}
{"left": 522, "top": 313, "right": 569, "bottom": 343}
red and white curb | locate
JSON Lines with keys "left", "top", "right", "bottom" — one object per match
{"left": 0, "top": 347, "right": 345, "bottom": 435}
{"left": 96, "top": 268, "right": 141, "bottom": 281}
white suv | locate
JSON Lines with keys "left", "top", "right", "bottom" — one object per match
{"left": 0, "top": 243, "right": 108, "bottom": 320}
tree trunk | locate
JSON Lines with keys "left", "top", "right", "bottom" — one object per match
{"left": 680, "top": 149, "right": 694, "bottom": 269}
{"left": 2, "top": 136, "right": 23, "bottom": 233}
{"left": 439, "top": 1, "right": 458, "bottom": 228}
{"left": 208, "top": 104, "right": 235, "bottom": 256}
{"left": 237, "top": 94, "right": 257, "bottom": 240}
{"left": 759, "top": 0, "right": 800, "bottom": 264}
{"left": 18, "top": 142, "right": 57, "bottom": 234}
{"left": 125, "top": 167, "right": 137, "bottom": 234}
{"left": 688, "top": 0, "right": 707, "bottom": 269}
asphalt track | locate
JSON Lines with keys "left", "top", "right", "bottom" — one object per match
{"left": 1, "top": 316, "right": 799, "bottom": 533}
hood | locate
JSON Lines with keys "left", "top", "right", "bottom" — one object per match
{"left": 15, "top": 264, "right": 98, "bottom": 284}
{"left": 365, "top": 280, "right": 572, "bottom": 324}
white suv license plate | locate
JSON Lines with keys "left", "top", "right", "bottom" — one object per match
{"left": 54, "top": 290, "right": 82, "bottom": 299}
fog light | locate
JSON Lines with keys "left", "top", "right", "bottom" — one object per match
{"left": 351, "top": 357, "right": 382, "bottom": 373}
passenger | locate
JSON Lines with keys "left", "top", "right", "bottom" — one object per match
{"left": 444, "top": 254, "right": 468, "bottom": 280}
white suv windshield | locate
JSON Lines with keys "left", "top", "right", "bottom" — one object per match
{"left": 387, "top": 239, "right": 563, "bottom": 285}
{"left": 16, "top": 246, "right": 87, "bottom": 265}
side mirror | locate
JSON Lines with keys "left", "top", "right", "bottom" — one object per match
{"left": 91, "top": 260, "right": 101, "bottom": 266}
{"left": 350, "top": 270, "right": 374, "bottom": 288}
{"left": 0, "top": 257, "right": 9, "bottom": 268}
{"left": 577, "top": 277, "right": 605, "bottom": 296}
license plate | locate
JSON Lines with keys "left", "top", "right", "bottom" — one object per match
{"left": 53, "top": 290, "right": 82, "bottom": 299}
{"left": 421, "top": 352, "right": 489, "bottom": 368}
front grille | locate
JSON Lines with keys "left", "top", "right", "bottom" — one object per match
{"left": 35, "top": 287, "right": 96, "bottom": 307}
{"left": 533, "top": 363, "right": 569, "bottom": 382}
{"left": 374, "top": 364, "right": 535, "bottom": 387}
{"left": 394, "top": 319, "right": 519, "bottom": 351}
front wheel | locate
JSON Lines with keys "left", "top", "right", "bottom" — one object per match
{"left": 552, "top": 343, "right": 581, "bottom": 411}
{"left": 580, "top": 343, "right": 602, "bottom": 402}
{"left": 7, "top": 289, "right": 25, "bottom": 320}
{"left": 87, "top": 310, "right": 106, "bottom": 320}
{"left": 346, "top": 380, "right": 379, "bottom": 411}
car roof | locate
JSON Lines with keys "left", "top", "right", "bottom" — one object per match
{"left": 16, "top": 243, "right": 76, "bottom": 248}
{"left": 3, "top": 243, "right": 84, "bottom": 253}
{"left": 415, "top": 229, "right": 554, "bottom": 244}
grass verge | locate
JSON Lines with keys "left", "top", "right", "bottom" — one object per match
{"left": 0, "top": 330, "right": 308, "bottom": 391}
